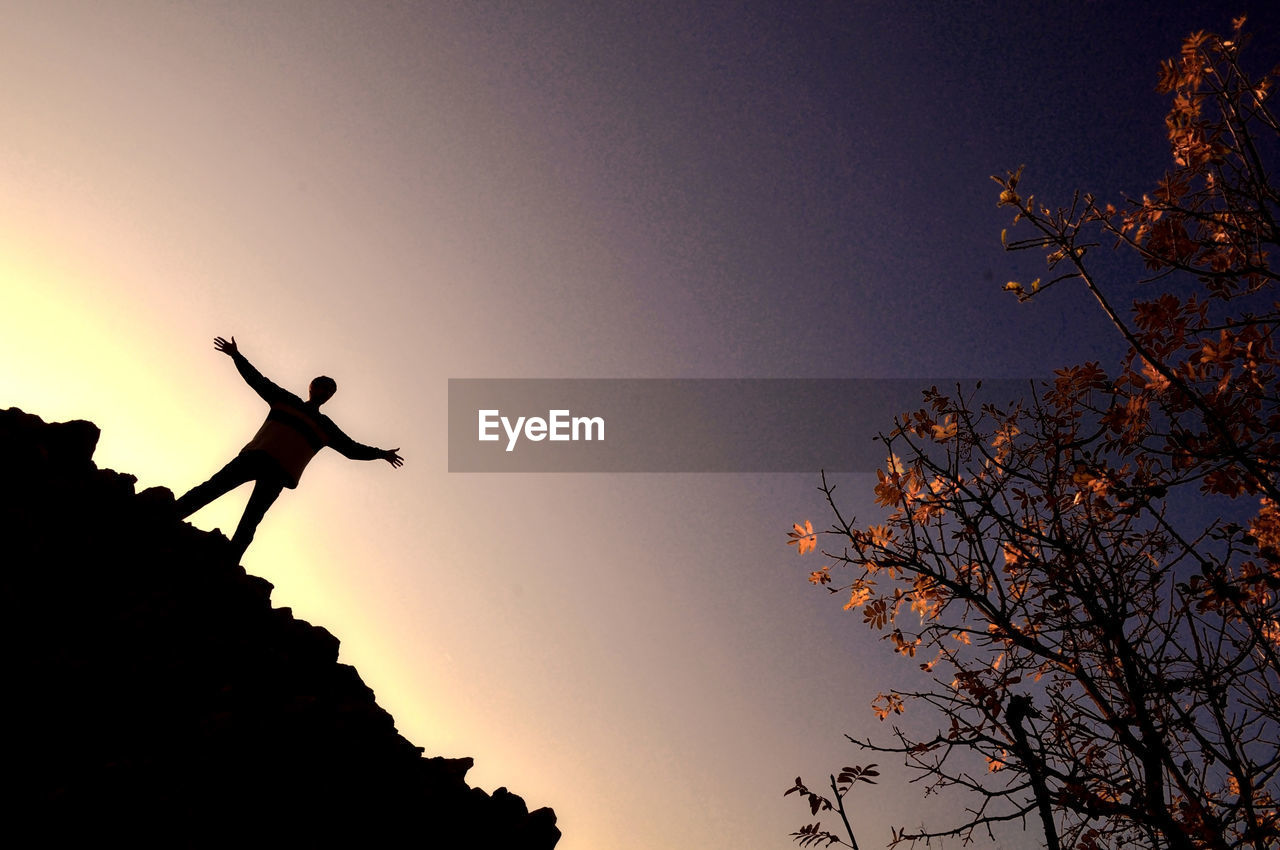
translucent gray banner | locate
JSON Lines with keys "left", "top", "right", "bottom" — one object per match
{"left": 448, "top": 379, "right": 1036, "bottom": 472}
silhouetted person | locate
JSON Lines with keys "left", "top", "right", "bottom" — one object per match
{"left": 175, "top": 336, "right": 403, "bottom": 559}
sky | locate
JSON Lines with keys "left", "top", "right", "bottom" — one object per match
{"left": 3, "top": 2, "right": 1277, "bottom": 848}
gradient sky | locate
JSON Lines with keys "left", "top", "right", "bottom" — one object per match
{"left": 3, "top": 2, "right": 1277, "bottom": 847}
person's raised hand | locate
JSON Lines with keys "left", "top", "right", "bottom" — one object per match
{"left": 383, "top": 448, "right": 404, "bottom": 468}
{"left": 214, "top": 336, "right": 238, "bottom": 356}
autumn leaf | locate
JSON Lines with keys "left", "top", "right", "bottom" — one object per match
{"left": 871, "top": 692, "right": 905, "bottom": 721}
{"left": 868, "top": 524, "right": 895, "bottom": 547}
{"left": 844, "top": 582, "right": 872, "bottom": 610}
{"left": 836, "top": 764, "right": 879, "bottom": 786}
{"left": 886, "top": 453, "right": 907, "bottom": 476}
{"left": 931, "top": 416, "right": 958, "bottom": 441}
{"left": 863, "top": 599, "right": 890, "bottom": 629}
{"left": 873, "top": 469, "right": 902, "bottom": 507}
{"left": 787, "top": 520, "right": 817, "bottom": 555}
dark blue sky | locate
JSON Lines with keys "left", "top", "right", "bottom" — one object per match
{"left": 420, "top": 2, "right": 1278, "bottom": 386}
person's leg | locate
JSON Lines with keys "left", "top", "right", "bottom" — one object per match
{"left": 229, "top": 473, "right": 286, "bottom": 558}
{"left": 174, "top": 454, "right": 256, "bottom": 519}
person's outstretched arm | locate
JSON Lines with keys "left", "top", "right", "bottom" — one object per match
{"left": 326, "top": 420, "right": 404, "bottom": 467}
{"left": 214, "top": 336, "right": 287, "bottom": 404}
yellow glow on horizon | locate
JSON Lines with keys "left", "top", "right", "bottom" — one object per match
{"left": 2, "top": 241, "right": 458, "bottom": 764}
{"left": 1, "top": 243, "right": 194, "bottom": 479}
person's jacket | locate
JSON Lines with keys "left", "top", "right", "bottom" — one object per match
{"left": 232, "top": 351, "right": 380, "bottom": 488}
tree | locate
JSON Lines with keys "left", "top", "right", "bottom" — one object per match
{"left": 788, "top": 18, "right": 1279, "bottom": 849}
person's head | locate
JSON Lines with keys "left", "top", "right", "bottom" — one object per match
{"left": 309, "top": 376, "right": 337, "bottom": 406}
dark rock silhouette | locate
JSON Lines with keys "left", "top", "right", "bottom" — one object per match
{"left": 2, "top": 407, "right": 559, "bottom": 848}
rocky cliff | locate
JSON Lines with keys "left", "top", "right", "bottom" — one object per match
{"left": 2, "top": 407, "right": 559, "bottom": 848}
